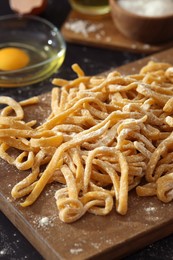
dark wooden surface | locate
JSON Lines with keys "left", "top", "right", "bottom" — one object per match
{"left": 0, "top": 1, "right": 173, "bottom": 260}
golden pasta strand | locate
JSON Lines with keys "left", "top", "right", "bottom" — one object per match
{"left": 0, "top": 60, "right": 172, "bottom": 223}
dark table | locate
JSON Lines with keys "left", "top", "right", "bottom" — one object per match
{"left": 0, "top": 1, "right": 173, "bottom": 259}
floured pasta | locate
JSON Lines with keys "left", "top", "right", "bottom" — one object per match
{"left": 0, "top": 61, "right": 173, "bottom": 223}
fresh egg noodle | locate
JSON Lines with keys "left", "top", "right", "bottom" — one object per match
{"left": 0, "top": 61, "right": 173, "bottom": 223}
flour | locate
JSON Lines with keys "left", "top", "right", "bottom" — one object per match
{"left": 91, "top": 242, "right": 101, "bottom": 249}
{"left": 38, "top": 216, "right": 50, "bottom": 227}
{"left": 118, "top": 0, "right": 173, "bottom": 17}
{"left": 145, "top": 206, "right": 156, "bottom": 213}
{"left": 0, "top": 232, "right": 16, "bottom": 258}
{"left": 143, "top": 44, "right": 150, "bottom": 50}
{"left": 70, "top": 248, "right": 83, "bottom": 255}
{"left": 0, "top": 248, "right": 8, "bottom": 256}
{"left": 65, "top": 19, "right": 104, "bottom": 37}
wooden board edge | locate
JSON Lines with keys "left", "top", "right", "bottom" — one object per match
{"left": 1, "top": 47, "right": 173, "bottom": 260}
{"left": 0, "top": 194, "right": 62, "bottom": 260}
{"left": 60, "top": 11, "right": 173, "bottom": 54}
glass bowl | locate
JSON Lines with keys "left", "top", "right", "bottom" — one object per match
{"left": 69, "top": 0, "right": 110, "bottom": 16}
{"left": 0, "top": 14, "right": 66, "bottom": 87}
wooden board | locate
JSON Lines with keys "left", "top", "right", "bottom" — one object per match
{"left": 61, "top": 11, "right": 173, "bottom": 54}
{"left": 0, "top": 48, "right": 173, "bottom": 260}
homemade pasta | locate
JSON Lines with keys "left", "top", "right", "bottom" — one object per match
{"left": 0, "top": 61, "right": 173, "bottom": 223}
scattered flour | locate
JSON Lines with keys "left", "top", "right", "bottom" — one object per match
{"left": 38, "top": 217, "right": 50, "bottom": 227}
{"left": 145, "top": 206, "right": 156, "bottom": 213}
{"left": 105, "top": 239, "right": 113, "bottom": 245}
{"left": 65, "top": 19, "right": 103, "bottom": 37}
{"left": 143, "top": 44, "right": 150, "bottom": 50}
{"left": 70, "top": 248, "right": 83, "bottom": 255}
{"left": 0, "top": 248, "right": 8, "bottom": 256}
{"left": 36, "top": 214, "right": 57, "bottom": 229}
{"left": 131, "top": 44, "right": 137, "bottom": 49}
{"left": 91, "top": 242, "right": 101, "bottom": 249}
{"left": 0, "top": 232, "right": 16, "bottom": 257}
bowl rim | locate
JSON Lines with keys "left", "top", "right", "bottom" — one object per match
{"left": 0, "top": 14, "right": 66, "bottom": 75}
{"left": 110, "top": 0, "right": 173, "bottom": 20}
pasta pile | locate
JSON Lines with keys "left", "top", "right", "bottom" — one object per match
{"left": 0, "top": 61, "right": 173, "bottom": 223}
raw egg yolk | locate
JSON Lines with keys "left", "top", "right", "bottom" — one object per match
{"left": 0, "top": 47, "right": 30, "bottom": 71}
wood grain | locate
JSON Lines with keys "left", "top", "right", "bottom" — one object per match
{"left": 61, "top": 11, "right": 173, "bottom": 54}
{"left": 0, "top": 48, "right": 173, "bottom": 260}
